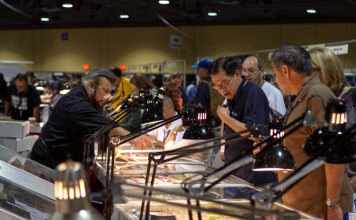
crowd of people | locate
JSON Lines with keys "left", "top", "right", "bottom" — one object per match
{"left": 1, "top": 43, "right": 355, "bottom": 220}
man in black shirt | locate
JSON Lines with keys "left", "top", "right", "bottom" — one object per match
{"left": 5, "top": 74, "right": 41, "bottom": 121}
{"left": 31, "top": 68, "right": 152, "bottom": 169}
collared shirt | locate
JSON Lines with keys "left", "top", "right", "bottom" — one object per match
{"left": 148, "top": 112, "right": 182, "bottom": 142}
{"left": 224, "top": 76, "right": 274, "bottom": 185}
{"left": 279, "top": 76, "right": 352, "bottom": 218}
{"left": 261, "top": 81, "right": 286, "bottom": 116}
{"left": 40, "top": 84, "right": 120, "bottom": 162}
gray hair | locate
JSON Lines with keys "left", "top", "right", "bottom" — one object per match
{"left": 163, "top": 95, "right": 174, "bottom": 109}
{"left": 85, "top": 68, "right": 117, "bottom": 84}
{"left": 246, "top": 56, "right": 264, "bottom": 70}
{"left": 271, "top": 44, "right": 313, "bottom": 76}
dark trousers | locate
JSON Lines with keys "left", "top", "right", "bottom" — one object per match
{"left": 31, "top": 139, "right": 62, "bottom": 169}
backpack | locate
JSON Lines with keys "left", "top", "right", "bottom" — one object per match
{"left": 199, "top": 80, "right": 225, "bottom": 125}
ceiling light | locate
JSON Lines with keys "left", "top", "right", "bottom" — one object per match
{"left": 208, "top": 10, "right": 217, "bottom": 16}
{"left": 307, "top": 9, "right": 316, "bottom": 13}
{"left": 62, "top": 3, "right": 73, "bottom": 8}
{"left": 41, "top": 16, "right": 49, "bottom": 21}
{"left": 120, "top": 15, "right": 129, "bottom": 18}
{"left": 159, "top": 0, "right": 170, "bottom": 4}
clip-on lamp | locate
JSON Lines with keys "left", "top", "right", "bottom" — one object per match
{"left": 252, "top": 99, "right": 356, "bottom": 209}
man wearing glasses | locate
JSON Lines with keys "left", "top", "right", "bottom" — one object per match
{"left": 210, "top": 57, "right": 276, "bottom": 187}
{"left": 31, "top": 68, "right": 152, "bottom": 169}
{"left": 242, "top": 56, "right": 286, "bottom": 116}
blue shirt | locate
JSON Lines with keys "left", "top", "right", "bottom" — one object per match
{"left": 179, "top": 85, "right": 190, "bottom": 104}
{"left": 224, "top": 76, "right": 276, "bottom": 186}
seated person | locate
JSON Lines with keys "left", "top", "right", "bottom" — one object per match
{"left": 165, "top": 103, "right": 212, "bottom": 165}
{"left": 147, "top": 96, "right": 181, "bottom": 148}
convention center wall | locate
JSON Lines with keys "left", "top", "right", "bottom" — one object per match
{"left": 0, "top": 22, "right": 355, "bottom": 73}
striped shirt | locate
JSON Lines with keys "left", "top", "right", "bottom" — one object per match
{"left": 165, "top": 82, "right": 182, "bottom": 113}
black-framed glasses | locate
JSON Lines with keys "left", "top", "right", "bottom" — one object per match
{"left": 213, "top": 75, "right": 234, "bottom": 91}
{"left": 95, "top": 82, "right": 112, "bottom": 100}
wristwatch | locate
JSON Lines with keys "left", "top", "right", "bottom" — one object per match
{"left": 152, "top": 139, "right": 157, "bottom": 148}
{"left": 326, "top": 199, "right": 340, "bottom": 207}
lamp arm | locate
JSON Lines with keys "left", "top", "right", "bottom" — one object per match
{"left": 163, "top": 133, "right": 260, "bottom": 164}
{"left": 252, "top": 123, "right": 356, "bottom": 209}
{"left": 90, "top": 181, "right": 300, "bottom": 220}
{"left": 189, "top": 118, "right": 305, "bottom": 194}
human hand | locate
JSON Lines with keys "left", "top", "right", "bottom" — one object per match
{"left": 129, "top": 136, "right": 152, "bottom": 150}
{"left": 252, "top": 142, "right": 266, "bottom": 155}
{"left": 115, "top": 155, "right": 138, "bottom": 162}
{"left": 327, "top": 205, "right": 343, "bottom": 220}
{"left": 173, "top": 124, "right": 184, "bottom": 132}
{"left": 217, "top": 105, "right": 230, "bottom": 121}
{"left": 350, "top": 177, "right": 356, "bottom": 193}
{"left": 220, "top": 151, "right": 225, "bottom": 161}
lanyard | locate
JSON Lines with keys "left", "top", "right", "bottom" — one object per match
{"left": 283, "top": 76, "right": 315, "bottom": 125}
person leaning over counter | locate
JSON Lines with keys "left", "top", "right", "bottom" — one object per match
{"left": 31, "top": 68, "right": 153, "bottom": 169}
{"left": 269, "top": 44, "right": 352, "bottom": 220}
{"left": 209, "top": 57, "right": 276, "bottom": 187}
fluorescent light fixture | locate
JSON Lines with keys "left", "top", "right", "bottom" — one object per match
{"left": 60, "top": 89, "right": 71, "bottom": 95}
{"left": 36, "top": 86, "right": 44, "bottom": 90}
{"left": 41, "top": 17, "right": 49, "bottom": 22}
{"left": 62, "top": 3, "right": 73, "bottom": 8}
{"left": 307, "top": 9, "right": 316, "bottom": 13}
{"left": 120, "top": 15, "right": 129, "bottom": 18}
{"left": 208, "top": 12, "right": 217, "bottom": 16}
{"left": 159, "top": 0, "right": 169, "bottom": 4}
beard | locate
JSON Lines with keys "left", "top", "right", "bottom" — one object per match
{"left": 89, "top": 87, "right": 104, "bottom": 113}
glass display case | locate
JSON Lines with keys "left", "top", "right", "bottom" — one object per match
{"left": 113, "top": 200, "right": 320, "bottom": 220}
{"left": 0, "top": 145, "right": 56, "bottom": 219}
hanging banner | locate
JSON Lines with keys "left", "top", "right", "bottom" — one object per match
{"left": 167, "top": 63, "right": 177, "bottom": 68}
{"left": 170, "top": 35, "right": 182, "bottom": 49}
{"left": 325, "top": 44, "right": 349, "bottom": 55}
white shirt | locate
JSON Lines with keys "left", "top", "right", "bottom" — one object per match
{"left": 261, "top": 81, "right": 286, "bottom": 116}
{"left": 165, "top": 128, "right": 212, "bottom": 165}
{"left": 147, "top": 112, "right": 182, "bottom": 142}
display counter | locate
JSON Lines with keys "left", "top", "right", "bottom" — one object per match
{"left": 112, "top": 200, "right": 320, "bottom": 220}
{"left": 0, "top": 145, "right": 56, "bottom": 219}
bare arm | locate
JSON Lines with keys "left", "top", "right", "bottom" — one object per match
{"left": 4, "top": 101, "right": 11, "bottom": 116}
{"left": 33, "top": 106, "right": 40, "bottom": 122}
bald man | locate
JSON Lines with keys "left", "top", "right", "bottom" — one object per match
{"left": 242, "top": 56, "right": 286, "bottom": 116}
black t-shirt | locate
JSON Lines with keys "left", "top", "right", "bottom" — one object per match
{"left": 41, "top": 84, "right": 120, "bottom": 162}
{"left": 5, "top": 84, "right": 41, "bottom": 120}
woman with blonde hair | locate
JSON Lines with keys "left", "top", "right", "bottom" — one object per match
{"left": 130, "top": 74, "right": 158, "bottom": 92}
{"left": 309, "top": 47, "right": 351, "bottom": 97}
{"left": 310, "top": 47, "right": 356, "bottom": 194}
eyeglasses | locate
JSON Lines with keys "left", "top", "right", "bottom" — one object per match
{"left": 213, "top": 75, "right": 234, "bottom": 91}
{"left": 242, "top": 69, "right": 257, "bottom": 75}
{"left": 95, "top": 83, "right": 112, "bottom": 100}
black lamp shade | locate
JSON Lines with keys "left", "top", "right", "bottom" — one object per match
{"left": 303, "top": 126, "right": 356, "bottom": 164}
{"left": 183, "top": 105, "right": 214, "bottom": 140}
{"left": 183, "top": 123, "right": 215, "bottom": 140}
{"left": 140, "top": 107, "right": 164, "bottom": 125}
{"left": 325, "top": 99, "right": 348, "bottom": 132}
{"left": 253, "top": 143, "right": 296, "bottom": 171}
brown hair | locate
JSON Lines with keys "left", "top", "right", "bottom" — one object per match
{"left": 130, "top": 74, "right": 158, "bottom": 90}
{"left": 309, "top": 47, "right": 349, "bottom": 95}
